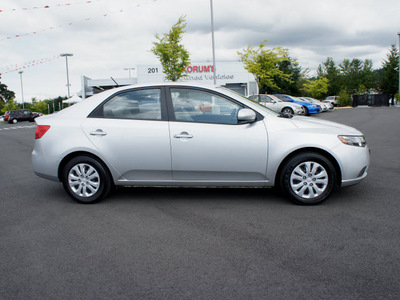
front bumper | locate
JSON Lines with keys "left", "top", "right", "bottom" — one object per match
{"left": 333, "top": 143, "right": 370, "bottom": 187}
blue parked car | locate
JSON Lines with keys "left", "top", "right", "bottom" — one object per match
{"left": 274, "top": 94, "right": 320, "bottom": 115}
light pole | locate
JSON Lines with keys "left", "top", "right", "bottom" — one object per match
{"left": 210, "top": 0, "right": 217, "bottom": 85}
{"left": 60, "top": 53, "right": 73, "bottom": 98}
{"left": 124, "top": 67, "right": 135, "bottom": 78}
{"left": 398, "top": 33, "right": 400, "bottom": 106}
{"left": 18, "top": 71, "right": 24, "bottom": 109}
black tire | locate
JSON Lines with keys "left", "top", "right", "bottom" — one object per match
{"left": 303, "top": 106, "right": 310, "bottom": 116}
{"left": 280, "top": 152, "right": 336, "bottom": 205}
{"left": 62, "top": 156, "right": 112, "bottom": 204}
{"left": 281, "top": 107, "right": 294, "bottom": 115}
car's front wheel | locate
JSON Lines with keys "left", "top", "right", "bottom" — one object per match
{"left": 62, "top": 156, "right": 112, "bottom": 204}
{"left": 280, "top": 152, "right": 336, "bottom": 205}
{"left": 281, "top": 107, "right": 294, "bottom": 115}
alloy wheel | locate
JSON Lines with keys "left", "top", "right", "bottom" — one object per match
{"left": 68, "top": 163, "right": 101, "bottom": 198}
{"left": 290, "top": 161, "right": 328, "bottom": 199}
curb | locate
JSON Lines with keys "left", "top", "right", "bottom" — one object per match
{"left": 334, "top": 106, "right": 353, "bottom": 109}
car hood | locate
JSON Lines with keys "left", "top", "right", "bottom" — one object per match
{"left": 290, "top": 116, "right": 363, "bottom": 135}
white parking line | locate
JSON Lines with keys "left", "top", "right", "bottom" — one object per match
{"left": 0, "top": 125, "right": 36, "bottom": 131}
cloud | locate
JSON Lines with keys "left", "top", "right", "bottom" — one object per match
{"left": 1, "top": 0, "right": 399, "bottom": 101}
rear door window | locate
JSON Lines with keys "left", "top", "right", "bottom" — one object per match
{"left": 90, "top": 89, "right": 163, "bottom": 120}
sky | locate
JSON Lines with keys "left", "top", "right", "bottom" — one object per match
{"left": 1, "top": 0, "right": 399, "bottom": 103}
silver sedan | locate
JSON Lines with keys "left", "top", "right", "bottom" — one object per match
{"left": 249, "top": 94, "right": 304, "bottom": 115}
{"left": 32, "top": 83, "right": 370, "bottom": 205}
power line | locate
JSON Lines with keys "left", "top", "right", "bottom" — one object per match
{"left": 0, "top": 1, "right": 101, "bottom": 13}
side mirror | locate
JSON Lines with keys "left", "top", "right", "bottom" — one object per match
{"left": 237, "top": 108, "right": 257, "bottom": 123}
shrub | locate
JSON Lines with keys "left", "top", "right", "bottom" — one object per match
{"left": 338, "top": 90, "right": 352, "bottom": 106}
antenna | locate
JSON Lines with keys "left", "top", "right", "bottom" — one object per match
{"left": 110, "top": 77, "right": 119, "bottom": 87}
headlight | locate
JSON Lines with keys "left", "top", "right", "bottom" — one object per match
{"left": 338, "top": 135, "right": 366, "bottom": 147}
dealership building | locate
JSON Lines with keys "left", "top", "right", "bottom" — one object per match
{"left": 79, "top": 62, "right": 258, "bottom": 99}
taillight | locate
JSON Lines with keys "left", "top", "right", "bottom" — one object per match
{"left": 35, "top": 125, "right": 50, "bottom": 139}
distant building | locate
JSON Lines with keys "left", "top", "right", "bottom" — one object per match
{"left": 80, "top": 62, "right": 258, "bottom": 99}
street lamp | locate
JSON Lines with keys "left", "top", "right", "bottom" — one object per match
{"left": 210, "top": 0, "right": 217, "bottom": 85}
{"left": 124, "top": 67, "right": 135, "bottom": 78}
{"left": 60, "top": 53, "right": 73, "bottom": 98}
{"left": 398, "top": 33, "right": 400, "bottom": 106}
{"left": 18, "top": 71, "right": 24, "bottom": 109}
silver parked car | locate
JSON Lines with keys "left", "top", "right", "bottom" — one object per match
{"left": 299, "top": 97, "right": 330, "bottom": 112}
{"left": 32, "top": 83, "right": 370, "bottom": 205}
{"left": 249, "top": 94, "right": 304, "bottom": 115}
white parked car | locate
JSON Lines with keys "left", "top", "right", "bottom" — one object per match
{"left": 32, "top": 83, "right": 370, "bottom": 205}
{"left": 322, "top": 100, "right": 335, "bottom": 110}
{"left": 324, "top": 96, "right": 340, "bottom": 106}
{"left": 249, "top": 94, "right": 304, "bottom": 115}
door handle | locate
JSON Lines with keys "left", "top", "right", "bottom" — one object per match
{"left": 90, "top": 129, "right": 107, "bottom": 136}
{"left": 174, "top": 131, "right": 193, "bottom": 139}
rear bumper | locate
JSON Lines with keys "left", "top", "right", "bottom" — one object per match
{"left": 32, "top": 141, "right": 60, "bottom": 182}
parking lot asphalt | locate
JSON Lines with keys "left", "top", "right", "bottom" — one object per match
{"left": 1, "top": 107, "right": 400, "bottom": 299}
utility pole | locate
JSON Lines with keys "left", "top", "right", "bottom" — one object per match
{"left": 398, "top": 33, "right": 400, "bottom": 106}
{"left": 18, "top": 71, "right": 25, "bottom": 109}
{"left": 60, "top": 53, "right": 73, "bottom": 98}
{"left": 210, "top": 0, "right": 217, "bottom": 85}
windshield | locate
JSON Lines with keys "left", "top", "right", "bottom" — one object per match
{"left": 275, "top": 96, "right": 292, "bottom": 102}
{"left": 299, "top": 98, "right": 312, "bottom": 103}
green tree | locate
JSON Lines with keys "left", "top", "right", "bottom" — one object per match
{"left": 42, "top": 96, "right": 68, "bottom": 114}
{"left": 30, "top": 97, "right": 48, "bottom": 114}
{"left": 379, "top": 44, "right": 399, "bottom": 105}
{"left": 338, "top": 89, "right": 352, "bottom": 107}
{"left": 302, "top": 77, "right": 329, "bottom": 99}
{"left": 338, "top": 58, "right": 376, "bottom": 94}
{"left": 238, "top": 40, "right": 292, "bottom": 93}
{"left": 1, "top": 99, "right": 19, "bottom": 114}
{"left": 317, "top": 57, "right": 341, "bottom": 96}
{"left": 361, "top": 59, "right": 376, "bottom": 91}
{"left": 268, "top": 56, "right": 305, "bottom": 95}
{"left": 0, "top": 83, "right": 15, "bottom": 103}
{"left": 151, "top": 16, "right": 190, "bottom": 82}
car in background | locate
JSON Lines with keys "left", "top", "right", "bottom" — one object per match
{"left": 33, "top": 83, "right": 369, "bottom": 206}
{"left": 319, "top": 100, "right": 334, "bottom": 110}
{"left": 299, "top": 97, "right": 330, "bottom": 112}
{"left": 324, "top": 96, "right": 340, "bottom": 106}
{"left": 0, "top": 115, "right": 4, "bottom": 122}
{"left": 274, "top": 94, "right": 320, "bottom": 115}
{"left": 4, "top": 111, "right": 10, "bottom": 122}
{"left": 7, "top": 109, "right": 40, "bottom": 124}
{"left": 249, "top": 94, "right": 304, "bottom": 116}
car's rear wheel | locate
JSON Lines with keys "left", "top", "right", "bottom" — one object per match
{"left": 12, "top": 119, "right": 18, "bottom": 124}
{"left": 280, "top": 152, "right": 336, "bottom": 205}
{"left": 62, "top": 156, "right": 112, "bottom": 204}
